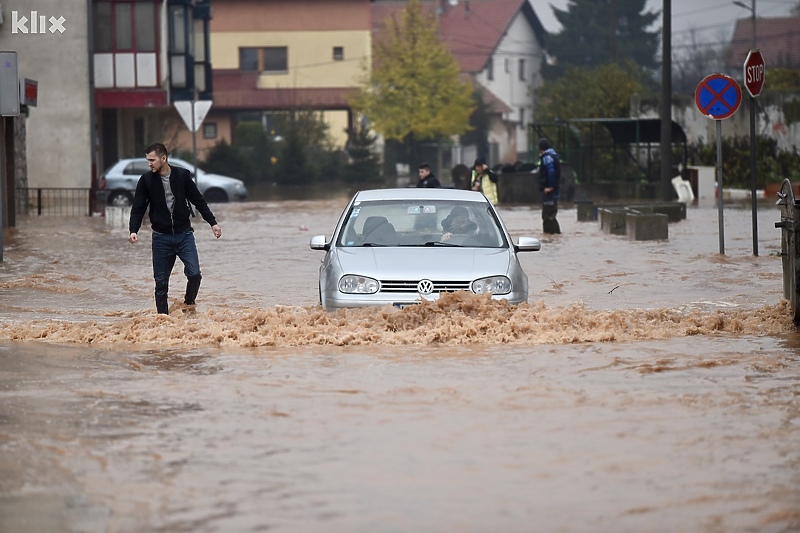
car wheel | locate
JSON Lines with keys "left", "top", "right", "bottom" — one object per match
{"left": 203, "top": 188, "right": 228, "bottom": 203}
{"left": 108, "top": 190, "right": 133, "bottom": 207}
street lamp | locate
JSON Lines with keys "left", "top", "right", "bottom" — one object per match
{"left": 732, "top": 0, "right": 756, "bottom": 48}
{"left": 734, "top": 0, "right": 758, "bottom": 255}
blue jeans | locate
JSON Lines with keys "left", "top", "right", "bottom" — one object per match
{"left": 151, "top": 231, "right": 201, "bottom": 310}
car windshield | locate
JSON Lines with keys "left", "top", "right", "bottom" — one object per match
{"left": 336, "top": 199, "right": 507, "bottom": 248}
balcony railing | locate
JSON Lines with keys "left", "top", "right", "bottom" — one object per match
{"left": 16, "top": 188, "right": 105, "bottom": 217}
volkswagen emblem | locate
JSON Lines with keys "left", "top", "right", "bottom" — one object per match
{"left": 417, "top": 279, "right": 434, "bottom": 295}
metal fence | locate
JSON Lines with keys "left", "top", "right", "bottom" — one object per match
{"left": 16, "top": 188, "right": 101, "bottom": 217}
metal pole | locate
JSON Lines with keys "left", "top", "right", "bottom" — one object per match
{"left": 750, "top": 95, "right": 757, "bottom": 255}
{"left": 717, "top": 119, "right": 725, "bottom": 255}
{"left": 660, "top": 0, "right": 672, "bottom": 201}
{"left": 750, "top": 0, "right": 758, "bottom": 256}
{"left": 0, "top": 118, "right": 4, "bottom": 263}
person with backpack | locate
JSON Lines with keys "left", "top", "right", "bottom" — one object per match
{"left": 538, "top": 138, "right": 561, "bottom": 234}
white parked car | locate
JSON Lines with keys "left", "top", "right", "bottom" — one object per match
{"left": 310, "top": 188, "right": 541, "bottom": 311}
{"left": 100, "top": 157, "right": 248, "bottom": 206}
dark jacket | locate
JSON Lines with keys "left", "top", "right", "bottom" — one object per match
{"left": 129, "top": 165, "right": 217, "bottom": 235}
{"left": 416, "top": 173, "right": 441, "bottom": 188}
{"left": 538, "top": 148, "right": 561, "bottom": 203}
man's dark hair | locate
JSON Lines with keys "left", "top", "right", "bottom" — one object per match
{"left": 418, "top": 163, "right": 431, "bottom": 171}
{"left": 145, "top": 142, "right": 169, "bottom": 158}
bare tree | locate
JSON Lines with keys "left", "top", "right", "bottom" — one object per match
{"left": 670, "top": 28, "right": 729, "bottom": 93}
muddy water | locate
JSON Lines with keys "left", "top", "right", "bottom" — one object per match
{"left": 1, "top": 199, "right": 799, "bottom": 532}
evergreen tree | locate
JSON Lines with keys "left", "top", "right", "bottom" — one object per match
{"left": 544, "top": 0, "right": 660, "bottom": 80}
{"left": 343, "top": 120, "right": 382, "bottom": 184}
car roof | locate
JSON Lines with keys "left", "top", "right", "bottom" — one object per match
{"left": 352, "top": 188, "right": 488, "bottom": 203}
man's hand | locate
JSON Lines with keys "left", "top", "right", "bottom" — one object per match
{"left": 129, "top": 233, "right": 138, "bottom": 244}
{"left": 211, "top": 224, "right": 222, "bottom": 239}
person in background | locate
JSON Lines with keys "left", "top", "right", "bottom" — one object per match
{"left": 471, "top": 157, "right": 498, "bottom": 205}
{"left": 416, "top": 163, "right": 441, "bottom": 188}
{"left": 538, "top": 138, "right": 561, "bottom": 234}
{"left": 128, "top": 143, "right": 222, "bottom": 315}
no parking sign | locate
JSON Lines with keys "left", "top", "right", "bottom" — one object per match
{"left": 695, "top": 73, "right": 742, "bottom": 255}
{"left": 695, "top": 73, "right": 742, "bottom": 120}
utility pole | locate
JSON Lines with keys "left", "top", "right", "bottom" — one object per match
{"left": 734, "top": 0, "right": 758, "bottom": 255}
{"left": 660, "top": 0, "right": 672, "bottom": 201}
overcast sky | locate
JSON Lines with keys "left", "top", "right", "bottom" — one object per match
{"left": 532, "top": 0, "right": 797, "bottom": 48}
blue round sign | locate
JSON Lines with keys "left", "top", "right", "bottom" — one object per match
{"left": 695, "top": 73, "right": 742, "bottom": 120}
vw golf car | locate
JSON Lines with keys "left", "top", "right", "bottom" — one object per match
{"left": 309, "top": 188, "right": 541, "bottom": 310}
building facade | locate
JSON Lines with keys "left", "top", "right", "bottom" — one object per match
{"left": 204, "top": 0, "right": 372, "bottom": 154}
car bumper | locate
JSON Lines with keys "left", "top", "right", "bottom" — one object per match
{"left": 321, "top": 290, "right": 527, "bottom": 311}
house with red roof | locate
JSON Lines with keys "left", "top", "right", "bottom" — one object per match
{"left": 373, "top": 0, "right": 548, "bottom": 165}
{"left": 726, "top": 17, "right": 800, "bottom": 71}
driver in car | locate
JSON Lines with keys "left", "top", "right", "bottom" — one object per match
{"left": 440, "top": 206, "right": 477, "bottom": 243}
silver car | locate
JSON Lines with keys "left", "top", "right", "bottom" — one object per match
{"left": 310, "top": 188, "right": 541, "bottom": 310}
{"left": 100, "top": 157, "right": 248, "bottom": 206}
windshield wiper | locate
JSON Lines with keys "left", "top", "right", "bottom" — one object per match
{"left": 423, "top": 241, "right": 461, "bottom": 247}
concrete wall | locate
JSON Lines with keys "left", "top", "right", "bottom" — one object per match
{"left": 0, "top": 0, "right": 92, "bottom": 188}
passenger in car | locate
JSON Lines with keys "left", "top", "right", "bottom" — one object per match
{"left": 440, "top": 206, "right": 477, "bottom": 243}
{"left": 361, "top": 216, "right": 397, "bottom": 245}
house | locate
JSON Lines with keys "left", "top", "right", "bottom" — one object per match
{"left": 372, "top": 0, "right": 548, "bottom": 165}
{"left": 726, "top": 16, "right": 800, "bottom": 71}
{"left": 204, "top": 0, "right": 372, "bottom": 154}
{"left": 0, "top": 0, "right": 92, "bottom": 193}
{"left": 92, "top": 0, "right": 212, "bottom": 172}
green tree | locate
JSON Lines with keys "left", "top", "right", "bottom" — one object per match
{"left": 353, "top": 0, "right": 474, "bottom": 160}
{"left": 343, "top": 120, "right": 382, "bottom": 184}
{"left": 535, "top": 61, "right": 648, "bottom": 121}
{"left": 202, "top": 139, "right": 258, "bottom": 185}
{"left": 274, "top": 109, "right": 335, "bottom": 185}
{"left": 544, "top": 0, "right": 660, "bottom": 80}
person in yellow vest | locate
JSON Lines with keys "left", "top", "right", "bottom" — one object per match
{"left": 470, "top": 157, "right": 499, "bottom": 205}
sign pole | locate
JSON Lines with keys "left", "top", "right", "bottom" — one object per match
{"left": 749, "top": 96, "right": 757, "bottom": 255}
{"left": 743, "top": 49, "right": 765, "bottom": 256}
{"left": 717, "top": 119, "right": 724, "bottom": 255}
{"left": 191, "top": 90, "right": 198, "bottom": 182}
{"left": 695, "top": 72, "right": 741, "bottom": 255}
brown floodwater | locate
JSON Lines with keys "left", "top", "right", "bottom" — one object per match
{"left": 0, "top": 197, "right": 798, "bottom": 532}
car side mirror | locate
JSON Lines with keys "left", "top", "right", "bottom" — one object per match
{"left": 310, "top": 235, "right": 329, "bottom": 251}
{"left": 514, "top": 237, "right": 541, "bottom": 252}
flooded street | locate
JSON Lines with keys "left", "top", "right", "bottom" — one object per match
{"left": 1, "top": 197, "right": 799, "bottom": 532}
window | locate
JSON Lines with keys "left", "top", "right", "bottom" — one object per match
{"left": 93, "top": 1, "right": 157, "bottom": 53}
{"left": 239, "top": 46, "right": 288, "bottom": 73}
{"left": 239, "top": 48, "right": 259, "bottom": 71}
{"left": 203, "top": 122, "right": 217, "bottom": 139}
{"left": 518, "top": 59, "right": 526, "bottom": 81}
{"left": 519, "top": 107, "right": 525, "bottom": 128}
{"left": 487, "top": 57, "right": 494, "bottom": 81}
{"left": 333, "top": 46, "right": 344, "bottom": 61}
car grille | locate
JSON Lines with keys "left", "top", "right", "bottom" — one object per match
{"left": 379, "top": 280, "right": 472, "bottom": 293}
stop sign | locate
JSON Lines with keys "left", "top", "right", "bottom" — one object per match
{"left": 744, "top": 49, "right": 766, "bottom": 97}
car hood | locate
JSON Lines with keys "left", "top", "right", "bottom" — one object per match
{"left": 334, "top": 247, "right": 513, "bottom": 279}
{"left": 198, "top": 173, "right": 244, "bottom": 186}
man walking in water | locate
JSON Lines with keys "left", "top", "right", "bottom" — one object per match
{"left": 128, "top": 143, "right": 222, "bottom": 314}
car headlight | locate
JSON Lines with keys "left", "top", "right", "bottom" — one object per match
{"left": 339, "top": 275, "right": 379, "bottom": 294}
{"left": 472, "top": 276, "right": 511, "bottom": 295}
